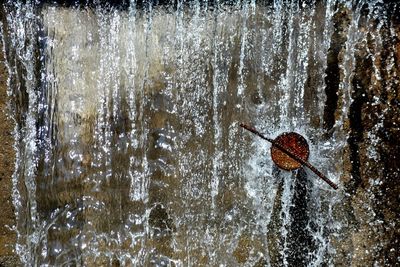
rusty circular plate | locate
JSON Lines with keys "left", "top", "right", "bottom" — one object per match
{"left": 270, "top": 132, "right": 309, "bottom": 171}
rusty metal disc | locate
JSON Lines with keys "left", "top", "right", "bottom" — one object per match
{"left": 270, "top": 132, "right": 309, "bottom": 171}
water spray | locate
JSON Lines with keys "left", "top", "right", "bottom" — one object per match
{"left": 240, "top": 123, "right": 338, "bottom": 190}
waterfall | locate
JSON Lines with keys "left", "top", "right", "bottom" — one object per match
{"left": 1, "top": 0, "right": 399, "bottom": 266}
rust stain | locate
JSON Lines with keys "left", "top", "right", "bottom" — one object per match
{"left": 271, "top": 132, "right": 309, "bottom": 171}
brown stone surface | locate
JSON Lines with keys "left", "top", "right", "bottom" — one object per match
{"left": 330, "top": 4, "right": 400, "bottom": 266}
{"left": 0, "top": 37, "right": 18, "bottom": 266}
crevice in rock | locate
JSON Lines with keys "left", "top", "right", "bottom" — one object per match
{"left": 323, "top": 4, "right": 350, "bottom": 136}
{"left": 346, "top": 10, "right": 372, "bottom": 195}
{"left": 286, "top": 168, "right": 314, "bottom": 267}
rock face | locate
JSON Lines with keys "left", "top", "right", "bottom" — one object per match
{"left": 0, "top": 29, "right": 19, "bottom": 267}
{"left": 0, "top": 1, "right": 399, "bottom": 266}
{"left": 327, "top": 3, "right": 400, "bottom": 266}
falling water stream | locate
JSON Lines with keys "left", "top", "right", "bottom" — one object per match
{"left": 1, "top": 0, "right": 397, "bottom": 266}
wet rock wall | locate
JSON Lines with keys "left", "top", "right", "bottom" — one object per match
{"left": 0, "top": 1, "right": 399, "bottom": 266}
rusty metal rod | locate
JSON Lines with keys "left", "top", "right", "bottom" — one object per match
{"left": 240, "top": 123, "right": 338, "bottom": 190}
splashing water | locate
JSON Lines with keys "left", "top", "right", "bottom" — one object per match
{"left": 1, "top": 0, "right": 396, "bottom": 266}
